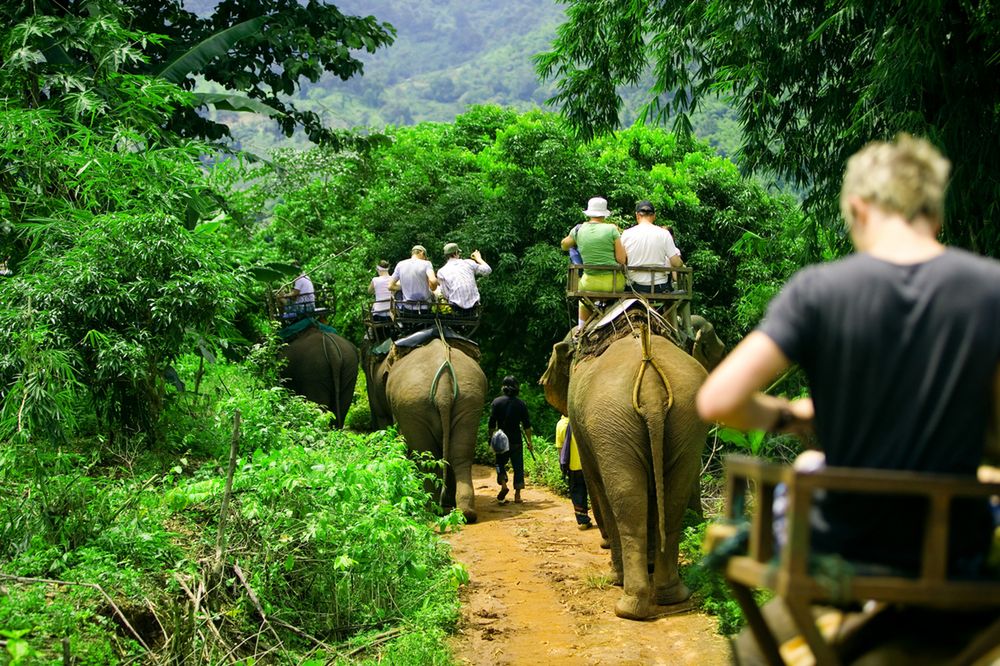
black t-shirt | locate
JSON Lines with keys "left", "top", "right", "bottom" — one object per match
{"left": 489, "top": 395, "right": 531, "bottom": 448}
{"left": 759, "top": 249, "right": 1000, "bottom": 571}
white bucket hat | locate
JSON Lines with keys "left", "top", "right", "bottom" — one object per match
{"left": 582, "top": 197, "right": 611, "bottom": 218}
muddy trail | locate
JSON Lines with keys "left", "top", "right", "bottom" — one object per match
{"left": 446, "top": 465, "right": 730, "bottom": 665}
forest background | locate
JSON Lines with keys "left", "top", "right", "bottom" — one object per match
{"left": 1, "top": 0, "right": 997, "bottom": 663}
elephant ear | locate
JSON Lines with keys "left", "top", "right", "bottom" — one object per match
{"left": 540, "top": 341, "right": 572, "bottom": 416}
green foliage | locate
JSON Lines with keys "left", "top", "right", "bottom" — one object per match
{"left": 715, "top": 427, "right": 767, "bottom": 457}
{"left": 0, "top": 6, "right": 461, "bottom": 665}
{"left": 538, "top": 0, "right": 1000, "bottom": 256}
{"left": 165, "top": 431, "right": 463, "bottom": 639}
{"left": 2, "top": 0, "right": 396, "bottom": 146}
{"left": 679, "top": 521, "right": 748, "bottom": 635}
{"left": 523, "top": 437, "right": 569, "bottom": 496}
{"left": 0, "top": 357, "right": 464, "bottom": 663}
{"left": 0, "top": 12, "right": 250, "bottom": 445}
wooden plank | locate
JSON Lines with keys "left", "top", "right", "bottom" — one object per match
{"left": 920, "top": 493, "right": 950, "bottom": 582}
{"left": 785, "top": 474, "right": 812, "bottom": 579}
{"left": 784, "top": 596, "right": 842, "bottom": 666}
{"left": 750, "top": 480, "right": 776, "bottom": 562}
{"left": 793, "top": 467, "right": 999, "bottom": 497}
{"left": 727, "top": 580, "right": 785, "bottom": 666}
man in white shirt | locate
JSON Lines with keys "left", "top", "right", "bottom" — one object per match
{"left": 367, "top": 260, "right": 393, "bottom": 321}
{"left": 279, "top": 262, "right": 315, "bottom": 318}
{"left": 620, "top": 201, "right": 683, "bottom": 292}
{"left": 389, "top": 245, "right": 438, "bottom": 311}
{"left": 436, "top": 242, "right": 492, "bottom": 313}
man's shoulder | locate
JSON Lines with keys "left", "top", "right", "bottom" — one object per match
{"left": 940, "top": 247, "right": 1000, "bottom": 276}
{"left": 622, "top": 223, "right": 667, "bottom": 239}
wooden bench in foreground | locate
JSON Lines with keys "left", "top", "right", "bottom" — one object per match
{"left": 718, "top": 454, "right": 1000, "bottom": 666}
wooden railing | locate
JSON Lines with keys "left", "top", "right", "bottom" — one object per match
{"left": 566, "top": 263, "right": 694, "bottom": 337}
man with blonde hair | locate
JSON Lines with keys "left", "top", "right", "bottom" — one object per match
{"left": 697, "top": 134, "right": 1000, "bottom": 573}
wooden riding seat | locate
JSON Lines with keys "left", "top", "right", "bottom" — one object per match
{"left": 715, "top": 454, "right": 1000, "bottom": 666}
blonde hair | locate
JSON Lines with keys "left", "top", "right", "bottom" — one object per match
{"left": 840, "top": 134, "right": 951, "bottom": 226}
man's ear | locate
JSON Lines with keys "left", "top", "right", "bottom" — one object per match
{"left": 846, "top": 195, "right": 868, "bottom": 229}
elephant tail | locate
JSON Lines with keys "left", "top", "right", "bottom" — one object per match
{"left": 634, "top": 328, "right": 673, "bottom": 553}
{"left": 431, "top": 360, "right": 455, "bottom": 506}
{"left": 322, "top": 332, "right": 345, "bottom": 427}
{"left": 643, "top": 402, "right": 669, "bottom": 554}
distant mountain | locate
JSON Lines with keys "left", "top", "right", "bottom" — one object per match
{"left": 205, "top": 0, "right": 741, "bottom": 156}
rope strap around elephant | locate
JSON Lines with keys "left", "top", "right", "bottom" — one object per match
{"left": 631, "top": 323, "right": 673, "bottom": 415}
{"left": 429, "top": 320, "right": 459, "bottom": 402}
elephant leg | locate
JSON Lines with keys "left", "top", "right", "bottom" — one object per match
{"left": 577, "top": 441, "right": 621, "bottom": 581}
{"left": 687, "top": 475, "right": 704, "bottom": 521}
{"left": 610, "top": 465, "right": 656, "bottom": 620}
{"left": 652, "top": 523, "right": 689, "bottom": 605}
{"left": 653, "top": 454, "right": 701, "bottom": 605}
{"left": 593, "top": 481, "right": 623, "bottom": 584}
{"left": 399, "top": 419, "right": 445, "bottom": 510}
{"left": 450, "top": 446, "right": 477, "bottom": 524}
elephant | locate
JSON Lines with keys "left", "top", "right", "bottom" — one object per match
{"left": 540, "top": 312, "right": 725, "bottom": 620}
{"left": 363, "top": 336, "right": 488, "bottom": 523}
{"left": 279, "top": 326, "right": 359, "bottom": 429}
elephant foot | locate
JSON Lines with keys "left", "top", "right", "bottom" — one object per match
{"left": 461, "top": 507, "right": 478, "bottom": 524}
{"left": 615, "top": 592, "right": 654, "bottom": 620}
{"left": 655, "top": 580, "right": 691, "bottom": 605}
{"left": 599, "top": 537, "right": 611, "bottom": 549}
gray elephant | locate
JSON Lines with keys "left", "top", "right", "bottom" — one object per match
{"left": 280, "top": 326, "right": 359, "bottom": 428}
{"left": 363, "top": 335, "right": 487, "bottom": 523}
{"left": 540, "top": 313, "right": 724, "bottom": 620}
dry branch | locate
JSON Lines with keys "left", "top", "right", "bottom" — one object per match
{"left": 345, "top": 627, "right": 403, "bottom": 658}
{"left": 173, "top": 573, "right": 235, "bottom": 663}
{"left": 214, "top": 409, "right": 241, "bottom": 574}
{"left": 233, "top": 562, "right": 286, "bottom": 652}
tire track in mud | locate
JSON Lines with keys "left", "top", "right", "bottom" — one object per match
{"left": 446, "top": 465, "right": 730, "bottom": 665}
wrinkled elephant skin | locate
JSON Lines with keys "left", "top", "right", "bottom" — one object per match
{"left": 543, "top": 333, "right": 710, "bottom": 620}
{"left": 364, "top": 339, "right": 487, "bottom": 523}
{"left": 280, "top": 327, "right": 359, "bottom": 429}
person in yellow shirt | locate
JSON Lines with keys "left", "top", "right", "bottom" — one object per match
{"left": 556, "top": 415, "right": 593, "bottom": 530}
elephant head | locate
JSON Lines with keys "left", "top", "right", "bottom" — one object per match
{"left": 539, "top": 336, "right": 573, "bottom": 416}
{"left": 690, "top": 314, "right": 725, "bottom": 371}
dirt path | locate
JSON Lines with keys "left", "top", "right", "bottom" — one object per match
{"left": 445, "top": 465, "right": 731, "bottom": 665}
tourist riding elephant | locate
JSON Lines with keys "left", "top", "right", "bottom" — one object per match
{"left": 363, "top": 337, "right": 487, "bottom": 523}
{"left": 280, "top": 326, "right": 359, "bottom": 429}
{"left": 540, "top": 317, "right": 724, "bottom": 620}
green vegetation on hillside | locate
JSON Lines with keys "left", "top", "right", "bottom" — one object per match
{"left": 211, "top": 0, "right": 746, "bottom": 158}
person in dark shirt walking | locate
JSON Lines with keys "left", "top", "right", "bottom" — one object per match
{"left": 489, "top": 375, "right": 534, "bottom": 504}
